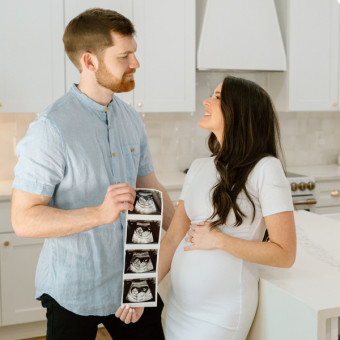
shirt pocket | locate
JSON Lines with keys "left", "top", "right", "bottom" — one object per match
{"left": 122, "top": 144, "right": 140, "bottom": 184}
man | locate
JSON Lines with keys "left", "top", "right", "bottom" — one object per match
{"left": 11, "top": 8, "right": 174, "bottom": 340}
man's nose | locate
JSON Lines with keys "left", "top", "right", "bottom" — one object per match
{"left": 130, "top": 54, "right": 140, "bottom": 69}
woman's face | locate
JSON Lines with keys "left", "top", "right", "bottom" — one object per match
{"left": 199, "top": 83, "right": 224, "bottom": 144}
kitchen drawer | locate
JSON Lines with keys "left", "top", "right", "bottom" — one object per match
{"left": 0, "top": 201, "right": 13, "bottom": 233}
{"left": 315, "top": 180, "right": 340, "bottom": 208}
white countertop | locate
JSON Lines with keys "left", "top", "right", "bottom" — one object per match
{"left": 248, "top": 211, "right": 340, "bottom": 340}
{"left": 288, "top": 164, "right": 340, "bottom": 181}
{"left": 259, "top": 210, "right": 340, "bottom": 312}
{"left": 0, "top": 171, "right": 186, "bottom": 199}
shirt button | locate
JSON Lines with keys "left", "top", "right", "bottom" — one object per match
{"left": 112, "top": 153, "right": 116, "bottom": 157}
{"left": 122, "top": 210, "right": 126, "bottom": 213}
{"left": 103, "top": 108, "right": 108, "bottom": 112}
{"left": 117, "top": 181, "right": 121, "bottom": 184}
{"left": 131, "top": 148, "right": 135, "bottom": 152}
{"left": 108, "top": 125, "right": 111, "bottom": 129}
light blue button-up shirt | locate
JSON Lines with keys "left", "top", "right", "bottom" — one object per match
{"left": 13, "top": 84, "right": 154, "bottom": 316}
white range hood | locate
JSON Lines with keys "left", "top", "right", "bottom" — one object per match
{"left": 197, "top": 0, "right": 286, "bottom": 71}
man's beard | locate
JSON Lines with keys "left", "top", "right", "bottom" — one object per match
{"left": 95, "top": 60, "right": 135, "bottom": 93}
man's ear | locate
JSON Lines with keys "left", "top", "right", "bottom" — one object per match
{"left": 80, "top": 52, "right": 98, "bottom": 71}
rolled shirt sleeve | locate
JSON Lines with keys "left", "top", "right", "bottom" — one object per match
{"left": 13, "top": 116, "right": 66, "bottom": 197}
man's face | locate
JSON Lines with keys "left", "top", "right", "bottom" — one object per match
{"left": 95, "top": 31, "right": 140, "bottom": 93}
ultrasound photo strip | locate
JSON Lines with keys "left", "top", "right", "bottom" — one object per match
{"left": 121, "top": 188, "right": 163, "bottom": 307}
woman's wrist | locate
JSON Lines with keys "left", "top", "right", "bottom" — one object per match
{"left": 214, "top": 230, "right": 228, "bottom": 250}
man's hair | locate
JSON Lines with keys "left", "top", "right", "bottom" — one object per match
{"left": 63, "top": 8, "right": 135, "bottom": 71}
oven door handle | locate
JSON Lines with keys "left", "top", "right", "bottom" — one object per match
{"left": 293, "top": 199, "right": 317, "bottom": 206}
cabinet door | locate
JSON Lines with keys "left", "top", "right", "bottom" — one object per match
{"left": 0, "top": 234, "right": 44, "bottom": 325}
{"left": 64, "top": 0, "right": 134, "bottom": 105}
{"left": 0, "top": 0, "right": 65, "bottom": 113}
{"left": 288, "top": 0, "right": 339, "bottom": 111}
{"left": 132, "top": 0, "right": 195, "bottom": 112}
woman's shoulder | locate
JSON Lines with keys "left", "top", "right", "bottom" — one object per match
{"left": 253, "top": 156, "right": 283, "bottom": 172}
{"left": 189, "top": 156, "right": 215, "bottom": 170}
{"left": 185, "top": 156, "right": 215, "bottom": 177}
{"left": 249, "top": 156, "right": 287, "bottom": 187}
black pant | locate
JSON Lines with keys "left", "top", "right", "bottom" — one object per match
{"left": 40, "top": 294, "right": 165, "bottom": 340}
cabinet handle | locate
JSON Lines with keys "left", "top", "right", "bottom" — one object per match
{"left": 0, "top": 102, "right": 2, "bottom": 108}
{"left": 4, "top": 241, "right": 10, "bottom": 247}
{"left": 137, "top": 102, "right": 143, "bottom": 108}
{"left": 330, "top": 190, "right": 340, "bottom": 197}
{"left": 332, "top": 102, "right": 338, "bottom": 107}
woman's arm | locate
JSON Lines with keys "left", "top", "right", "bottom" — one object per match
{"left": 158, "top": 200, "right": 191, "bottom": 283}
{"left": 186, "top": 211, "right": 296, "bottom": 268}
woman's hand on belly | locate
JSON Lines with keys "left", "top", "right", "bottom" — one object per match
{"left": 185, "top": 222, "right": 222, "bottom": 251}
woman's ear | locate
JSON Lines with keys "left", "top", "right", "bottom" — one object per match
{"left": 80, "top": 52, "right": 98, "bottom": 72}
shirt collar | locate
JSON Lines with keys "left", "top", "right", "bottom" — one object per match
{"left": 70, "top": 84, "right": 114, "bottom": 122}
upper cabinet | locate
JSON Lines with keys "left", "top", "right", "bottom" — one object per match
{"left": 132, "top": 0, "right": 195, "bottom": 112}
{"left": 0, "top": 0, "right": 65, "bottom": 113}
{"left": 64, "top": 0, "right": 196, "bottom": 113}
{"left": 1, "top": 0, "right": 195, "bottom": 113}
{"left": 269, "top": 0, "right": 340, "bottom": 112}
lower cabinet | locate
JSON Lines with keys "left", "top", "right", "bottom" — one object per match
{"left": 0, "top": 233, "right": 44, "bottom": 326}
{"left": 315, "top": 180, "right": 340, "bottom": 214}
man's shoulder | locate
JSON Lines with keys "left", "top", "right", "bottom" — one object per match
{"left": 39, "top": 91, "right": 75, "bottom": 121}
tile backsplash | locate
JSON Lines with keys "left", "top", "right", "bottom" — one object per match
{"left": 0, "top": 113, "right": 37, "bottom": 180}
{"left": 2, "top": 71, "right": 340, "bottom": 179}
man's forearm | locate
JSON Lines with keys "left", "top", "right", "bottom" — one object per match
{"left": 13, "top": 204, "right": 101, "bottom": 238}
{"left": 11, "top": 184, "right": 135, "bottom": 239}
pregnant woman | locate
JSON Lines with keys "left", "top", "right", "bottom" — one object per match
{"left": 158, "top": 76, "right": 296, "bottom": 340}
{"left": 116, "top": 76, "right": 296, "bottom": 339}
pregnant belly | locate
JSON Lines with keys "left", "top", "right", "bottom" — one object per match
{"left": 170, "top": 238, "right": 242, "bottom": 310}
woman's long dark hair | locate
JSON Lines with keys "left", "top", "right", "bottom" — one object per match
{"left": 209, "top": 76, "right": 283, "bottom": 228}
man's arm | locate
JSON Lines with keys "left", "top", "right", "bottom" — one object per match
{"left": 136, "top": 172, "right": 175, "bottom": 231}
{"left": 11, "top": 183, "right": 136, "bottom": 238}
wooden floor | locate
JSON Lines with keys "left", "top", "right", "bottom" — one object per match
{"left": 26, "top": 327, "right": 112, "bottom": 340}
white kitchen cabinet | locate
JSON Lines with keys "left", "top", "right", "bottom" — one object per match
{"left": 0, "top": 0, "right": 65, "bottom": 113}
{"left": 314, "top": 179, "right": 340, "bottom": 214}
{"left": 131, "top": 0, "right": 195, "bottom": 112}
{"left": 269, "top": 0, "right": 340, "bottom": 112}
{"left": 64, "top": 0, "right": 195, "bottom": 113}
{"left": 0, "top": 233, "right": 44, "bottom": 326}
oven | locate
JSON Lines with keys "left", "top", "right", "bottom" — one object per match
{"left": 286, "top": 172, "right": 317, "bottom": 212}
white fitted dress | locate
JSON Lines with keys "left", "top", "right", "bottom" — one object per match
{"left": 165, "top": 156, "right": 293, "bottom": 340}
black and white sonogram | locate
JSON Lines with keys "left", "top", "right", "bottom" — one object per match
{"left": 126, "top": 220, "right": 160, "bottom": 244}
{"left": 130, "top": 190, "right": 162, "bottom": 215}
{"left": 123, "top": 278, "right": 156, "bottom": 304}
{"left": 124, "top": 249, "right": 157, "bottom": 274}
